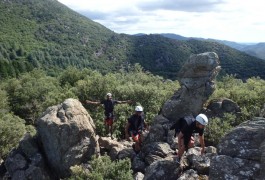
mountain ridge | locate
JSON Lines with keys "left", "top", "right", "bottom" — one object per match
{"left": 0, "top": 0, "right": 265, "bottom": 79}
{"left": 155, "top": 33, "right": 265, "bottom": 60}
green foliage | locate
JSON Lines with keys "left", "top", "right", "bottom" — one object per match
{"left": 69, "top": 165, "right": 90, "bottom": 180}
{"left": 2, "top": 69, "right": 76, "bottom": 125}
{"left": 0, "top": 88, "right": 9, "bottom": 112}
{"left": 210, "top": 75, "right": 265, "bottom": 123}
{"left": 204, "top": 113, "right": 235, "bottom": 145}
{"left": 0, "top": 113, "right": 26, "bottom": 159}
{"left": 69, "top": 155, "right": 133, "bottom": 180}
{"left": 1, "top": 0, "right": 265, "bottom": 80}
{"left": 205, "top": 75, "right": 265, "bottom": 144}
{"left": 71, "top": 65, "right": 179, "bottom": 138}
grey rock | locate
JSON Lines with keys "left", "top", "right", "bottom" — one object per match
{"left": 210, "top": 117, "right": 265, "bottom": 179}
{"left": 37, "top": 98, "right": 99, "bottom": 178}
{"left": 143, "top": 160, "right": 180, "bottom": 180}
{"left": 132, "top": 155, "right": 146, "bottom": 173}
{"left": 177, "top": 169, "right": 198, "bottom": 180}
{"left": 161, "top": 52, "right": 220, "bottom": 122}
{"left": 210, "top": 155, "right": 260, "bottom": 180}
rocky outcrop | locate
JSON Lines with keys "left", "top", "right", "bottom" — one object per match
{"left": 4, "top": 98, "right": 100, "bottom": 179}
{"left": 203, "top": 98, "right": 241, "bottom": 118}
{"left": 4, "top": 133, "right": 51, "bottom": 180}
{"left": 98, "top": 137, "right": 134, "bottom": 160}
{"left": 161, "top": 52, "right": 221, "bottom": 122}
{"left": 37, "top": 98, "right": 99, "bottom": 178}
{"left": 143, "top": 159, "right": 181, "bottom": 180}
{"left": 143, "top": 52, "right": 220, "bottom": 157}
{"left": 210, "top": 117, "right": 265, "bottom": 179}
{"left": 144, "top": 52, "right": 220, "bottom": 145}
{"left": 137, "top": 52, "right": 220, "bottom": 179}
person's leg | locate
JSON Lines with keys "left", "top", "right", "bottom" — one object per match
{"left": 132, "top": 133, "right": 141, "bottom": 153}
{"left": 178, "top": 138, "right": 186, "bottom": 159}
{"left": 105, "top": 118, "right": 111, "bottom": 136}
{"left": 134, "top": 141, "right": 141, "bottom": 152}
{"left": 110, "top": 124, "right": 113, "bottom": 137}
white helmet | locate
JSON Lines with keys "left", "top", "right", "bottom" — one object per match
{"left": 195, "top": 114, "right": 208, "bottom": 126}
{"left": 135, "top": 106, "right": 143, "bottom": 112}
{"left": 106, "top": 93, "right": 112, "bottom": 97}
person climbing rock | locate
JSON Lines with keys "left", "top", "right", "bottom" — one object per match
{"left": 171, "top": 114, "right": 208, "bottom": 163}
{"left": 125, "top": 106, "right": 147, "bottom": 153}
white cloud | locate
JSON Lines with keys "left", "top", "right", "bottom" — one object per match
{"left": 58, "top": 0, "right": 265, "bottom": 42}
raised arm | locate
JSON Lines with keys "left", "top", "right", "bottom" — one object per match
{"left": 85, "top": 100, "right": 101, "bottom": 105}
{"left": 117, "top": 100, "right": 132, "bottom": 104}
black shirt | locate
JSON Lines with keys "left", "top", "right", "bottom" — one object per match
{"left": 179, "top": 116, "right": 204, "bottom": 147}
{"left": 128, "top": 113, "right": 145, "bottom": 133}
{"left": 100, "top": 99, "right": 118, "bottom": 116}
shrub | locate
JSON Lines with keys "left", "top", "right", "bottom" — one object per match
{"left": 0, "top": 113, "right": 26, "bottom": 159}
{"left": 69, "top": 155, "right": 133, "bottom": 180}
{"left": 204, "top": 113, "right": 235, "bottom": 145}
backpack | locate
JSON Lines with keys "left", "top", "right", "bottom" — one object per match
{"left": 170, "top": 116, "right": 194, "bottom": 137}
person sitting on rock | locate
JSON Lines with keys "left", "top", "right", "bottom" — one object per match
{"left": 171, "top": 114, "right": 208, "bottom": 163}
{"left": 86, "top": 93, "right": 131, "bottom": 138}
{"left": 125, "top": 105, "right": 147, "bottom": 153}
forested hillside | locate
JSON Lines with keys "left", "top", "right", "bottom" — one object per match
{"left": 1, "top": 0, "right": 265, "bottom": 80}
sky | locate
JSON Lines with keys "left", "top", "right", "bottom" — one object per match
{"left": 57, "top": 0, "right": 265, "bottom": 43}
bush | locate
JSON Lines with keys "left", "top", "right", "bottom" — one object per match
{"left": 0, "top": 88, "right": 9, "bottom": 112}
{"left": 2, "top": 69, "right": 76, "bottom": 125}
{"left": 0, "top": 113, "right": 26, "bottom": 159}
{"left": 210, "top": 75, "right": 265, "bottom": 123}
{"left": 69, "top": 155, "right": 133, "bottom": 180}
{"left": 204, "top": 113, "right": 235, "bottom": 145}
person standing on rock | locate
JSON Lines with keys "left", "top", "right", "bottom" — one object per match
{"left": 172, "top": 114, "right": 208, "bottom": 163}
{"left": 125, "top": 105, "right": 147, "bottom": 153}
{"left": 86, "top": 93, "right": 131, "bottom": 138}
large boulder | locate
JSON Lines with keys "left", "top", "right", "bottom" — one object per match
{"left": 203, "top": 98, "right": 241, "bottom": 118}
{"left": 37, "top": 98, "right": 99, "bottom": 178}
{"left": 144, "top": 52, "right": 220, "bottom": 145}
{"left": 210, "top": 117, "right": 265, "bottom": 179}
{"left": 161, "top": 52, "right": 221, "bottom": 122}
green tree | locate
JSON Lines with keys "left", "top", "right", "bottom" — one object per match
{"left": 0, "top": 88, "right": 9, "bottom": 112}
{"left": 0, "top": 113, "right": 26, "bottom": 159}
{"left": 3, "top": 69, "right": 75, "bottom": 125}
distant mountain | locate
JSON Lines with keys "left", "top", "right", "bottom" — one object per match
{"left": 240, "top": 43, "right": 265, "bottom": 60}
{"left": 1, "top": 0, "right": 265, "bottom": 80}
{"left": 156, "top": 33, "right": 188, "bottom": 41}
{"left": 159, "top": 34, "right": 265, "bottom": 60}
